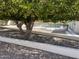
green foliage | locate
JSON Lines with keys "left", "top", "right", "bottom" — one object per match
{"left": 0, "top": 0, "right": 79, "bottom": 22}
{"left": 73, "top": 0, "right": 79, "bottom": 21}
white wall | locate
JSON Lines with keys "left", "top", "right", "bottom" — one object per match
{"left": 69, "top": 21, "right": 79, "bottom": 34}
{"left": 74, "top": 21, "right": 79, "bottom": 33}
{"left": 7, "top": 20, "right": 15, "bottom": 25}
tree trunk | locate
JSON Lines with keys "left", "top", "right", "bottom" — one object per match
{"left": 24, "top": 20, "right": 34, "bottom": 39}
{"left": 15, "top": 21, "right": 24, "bottom": 34}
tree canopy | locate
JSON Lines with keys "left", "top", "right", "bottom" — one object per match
{"left": 0, "top": 0, "right": 78, "bottom": 22}
{"left": 0, "top": 0, "right": 79, "bottom": 38}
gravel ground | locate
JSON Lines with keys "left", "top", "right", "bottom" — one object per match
{"left": 0, "top": 27, "right": 79, "bottom": 49}
{"left": 0, "top": 41, "right": 76, "bottom": 59}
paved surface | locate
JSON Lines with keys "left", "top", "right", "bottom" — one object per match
{"left": 0, "top": 36, "right": 79, "bottom": 59}
{"left": 1, "top": 25, "right": 79, "bottom": 34}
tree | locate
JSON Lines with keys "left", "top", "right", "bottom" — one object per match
{"left": 0, "top": 0, "right": 78, "bottom": 39}
{"left": 73, "top": 0, "right": 79, "bottom": 20}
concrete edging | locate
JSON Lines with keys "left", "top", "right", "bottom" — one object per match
{"left": 0, "top": 36, "right": 79, "bottom": 59}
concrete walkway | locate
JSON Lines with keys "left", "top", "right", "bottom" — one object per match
{"left": 0, "top": 36, "right": 79, "bottom": 59}
{"left": 1, "top": 25, "right": 52, "bottom": 33}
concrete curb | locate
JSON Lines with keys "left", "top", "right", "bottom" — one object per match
{"left": 0, "top": 36, "right": 79, "bottom": 59}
